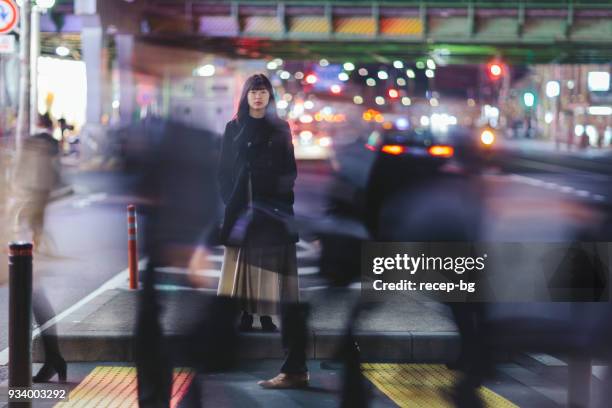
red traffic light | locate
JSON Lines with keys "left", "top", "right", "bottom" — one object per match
{"left": 305, "top": 73, "right": 318, "bottom": 84}
{"left": 387, "top": 89, "right": 399, "bottom": 98}
{"left": 487, "top": 62, "right": 504, "bottom": 80}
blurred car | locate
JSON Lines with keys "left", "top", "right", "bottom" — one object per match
{"left": 364, "top": 125, "right": 455, "bottom": 171}
{"left": 291, "top": 124, "right": 332, "bottom": 161}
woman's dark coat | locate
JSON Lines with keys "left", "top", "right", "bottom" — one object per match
{"left": 218, "top": 116, "right": 298, "bottom": 246}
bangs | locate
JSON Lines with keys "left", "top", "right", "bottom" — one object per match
{"left": 247, "top": 75, "right": 271, "bottom": 91}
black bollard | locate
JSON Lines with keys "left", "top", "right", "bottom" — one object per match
{"left": 9, "top": 242, "right": 33, "bottom": 408}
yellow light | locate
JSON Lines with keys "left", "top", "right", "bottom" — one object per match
{"left": 382, "top": 122, "right": 393, "bottom": 130}
{"left": 381, "top": 144, "right": 406, "bottom": 155}
{"left": 363, "top": 112, "right": 373, "bottom": 121}
{"left": 374, "top": 114, "right": 385, "bottom": 123}
{"left": 428, "top": 145, "right": 454, "bottom": 158}
{"left": 314, "top": 112, "right": 323, "bottom": 121}
{"left": 481, "top": 129, "right": 495, "bottom": 146}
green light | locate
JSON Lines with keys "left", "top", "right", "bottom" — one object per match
{"left": 523, "top": 91, "right": 536, "bottom": 107}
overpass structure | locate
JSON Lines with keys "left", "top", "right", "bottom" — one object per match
{"left": 39, "top": 0, "right": 612, "bottom": 63}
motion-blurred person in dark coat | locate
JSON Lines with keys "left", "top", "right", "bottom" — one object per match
{"left": 133, "top": 118, "right": 234, "bottom": 407}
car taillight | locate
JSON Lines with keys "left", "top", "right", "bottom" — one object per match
{"left": 428, "top": 145, "right": 454, "bottom": 158}
{"left": 365, "top": 144, "right": 377, "bottom": 151}
{"left": 381, "top": 144, "right": 406, "bottom": 155}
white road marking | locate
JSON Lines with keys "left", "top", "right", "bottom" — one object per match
{"left": 508, "top": 173, "right": 606, "bottom": 203}
{"left": 0, "top": 258, "right": 146, "bottom": 365}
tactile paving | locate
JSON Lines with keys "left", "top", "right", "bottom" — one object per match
{"left": 362, "top": 363, "right": 518, "bottom": 408}
{"left": 54, "top": 366, "right": 194, "bottom": 408}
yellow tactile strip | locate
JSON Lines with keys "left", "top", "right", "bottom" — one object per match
{"left": 362, "top": 363, "right": 518, "bottom": 408}
{"left": 54, "top": 367, "right": 194, "bottom": 408}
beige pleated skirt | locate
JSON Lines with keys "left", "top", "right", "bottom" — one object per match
{"left": 218, "top": 244, "right": 299, "bottom": 316}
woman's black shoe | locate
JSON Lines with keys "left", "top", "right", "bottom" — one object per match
{"left": 33, "top": 357, "right": 67, "bottom": 383}
{"left": 239, "top": 311, "right": 254, "bottom": 331}
{"left": 260, "top": 316, "right": 278, "bottom": 332}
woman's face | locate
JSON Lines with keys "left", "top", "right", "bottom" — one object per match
{"left": 247, "top": 88, "right": 270, "bottom": 111}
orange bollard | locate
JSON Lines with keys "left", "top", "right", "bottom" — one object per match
{"left": 127, "top": 205, "right": 138, "bottom": 289}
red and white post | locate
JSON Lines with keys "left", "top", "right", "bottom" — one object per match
{"left": 127, "top": 205, "right": 138, "bottom": 289}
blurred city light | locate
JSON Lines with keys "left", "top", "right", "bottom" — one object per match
{"left": 393, "top": 61, "right": 404, "bottom": 69}
{"left": 523, "top": 91, "right": 536, "bottom": 107}
{"left": 428, "top": 145, "right": 454, "bottom": 158}
{"left": 55, "top": 46, "right": 70, "bottom": 57}
{"left": 567, "top": 80, "right": 575, "bottom": 89}
{"left": 305, "top": 74, "right": 317, "bottom": 84}
{"left": 397, "top": 78, "right": 406, "bottom": 86}
{"left": 112, "top": 100, "right": 120, "bottom": 109}
{"left": 279, "top": 71, "right": 291, "bottom": 80}
{"left": 588, "top": 106, "right": 612, "bottom": 115}
{"left": 545, "top": 81, "right": 560, "bottom": 98}
{"left": 319, "top": 59, "right": 329, "bottom": 67}
{"left": 353, "top": 95, "right": 364, "bottom": 104}
{"left": 381, "top": 144, "right": 406, "bottom": 155}
{"left": 338, "top": 72, "right": 349, "bottom": 81}
{"left": 36, "top": 0, "right": 56, "bottom": 9}
{"left": 401, "top": 97, "right": 411, "bottom": 106}
{"left": 294, "top": 71, "right": 304, "bottom": 80}
{"left": 425, "top": 69, "right": 435, "bottom": 78}
{"left": 277, "top": 100, "right": 289, "bottom": 110}
{"left": 427, "top": 59, "right": 436, "bottom": 70}
{"left": 388, "top": 89, "right": 399, "bottom": 98}
{"left": 366, "top": 78, "right": 376, "bottom": 87}
{"left": 330, "top": 84, "right": 341, "bottom": 94}
{"left": 416, "top": 61, "right": 425, "bottom": 69}
{"left": 195, "top": 64, "right": 215, "bottom": 77}
{"left": 375, "top": 96, "right": 385, "bottom": 105}
{"left": 488, "top": 63, "right": 503, "bottom": 79}
{"left": 283, "top": 93, "right": 293, "bottom": 101}
{"left": 299, "top": 130, "right": 313, "bottom": 142}
{"left": 358, "top": 68, "right": 368, "bottom": 76}
{"left": 318, "top": 136, "right": 332, "bottom": 147}
{"left": 377, "top": 71, "right": 389, "bottom": 80}
{"left": 575, "top": 124, "right": 585, "bottom": 136}
{"left": 420, "top": 115, "right": 430, "bottom": 126}
{"left": 480, "top": 129, "right": 495, "bottom": 146}
{"left": 299, "top": 114, "right": 314, "bottom": 123}
{"left": 395, "top": 118, "right": 409, "bottom": 130}
{"left": 588, "top": 72, "right": 611, "bottom": 91}
{"left": 545, "top": 112, "right": 554, "bottom": 124}
{"left": 343, "top": 62, "right": 355, "bottom": 71}
{"left": 304, "top": 100, "right": 314, "bottom": 110}
{"left": 266, "top": 61, "right": 278, "bottom": 70}
{"left": 430, "top": 98, "right": 439, "bottom": 107}
{"left": 406, "top": 69, "right": 416, "bottom": 78}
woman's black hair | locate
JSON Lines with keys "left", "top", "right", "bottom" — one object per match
{"left": 234, "top": 73, "right": 278, "bottom": 122}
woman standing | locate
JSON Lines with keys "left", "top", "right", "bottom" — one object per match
{"left": 217, "top": 74, "right": 300, "bottom": 333}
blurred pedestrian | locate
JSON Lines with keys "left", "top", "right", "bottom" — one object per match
{"left": 217, "top": 73, "right": 307, "bottom": 388}
{"left": 9, "top": 113, "right": 67, "bottom": 382}
{"left": 11, "top": 113, "right": 61, "bottom": 252}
